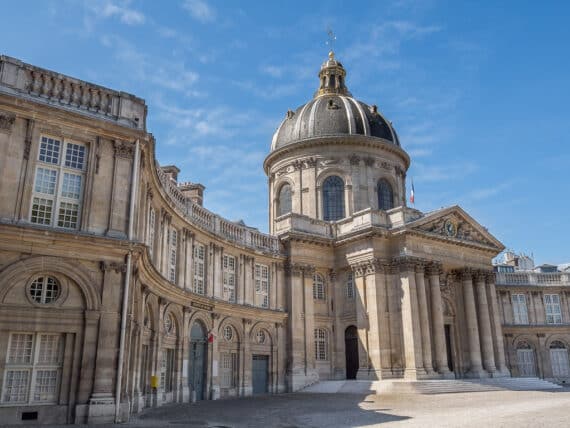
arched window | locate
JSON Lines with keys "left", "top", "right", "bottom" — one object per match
{"left": 550, "top": 341, "right": 569, "bottom": 377}
{"left": 516, "top": 341, "right": 536, "bottom": 377}
{"left": 314, "top": 328, "right": 328, "bottom": 360}
{"left": 322, "top": 175, "right": 344, "bottom": 221}
{"left": 313, "top": 273, "right": 326, "bottom": 301}
{"left": 377, "top": 179, "right": 394, "bottom": 210}
{"left": 277, "top": 183, "right": 292, "bottom": 216}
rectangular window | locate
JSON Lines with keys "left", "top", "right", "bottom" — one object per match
{"left": 223, "top": 255, "right": 236, "bottom": 303}
{"left": 545, "top": 294, "right": 562, "bottom": 324}
{"left": 2, "top": 333, "right": 62, "bottom": 404}
{"left": 193, "top": 243, "right": 205, "bottom": 295}
{"left": 30, "top": 136, "right": 88, "bottom": 230}
{"left": 346, "top": 272, "right": 355, "bottom": 299}
{"left": 512, "top": 294, "right": 529, "bottom": 324}
{"left": 314, "top": 329, "right": 328, "bottom": 361}
{"left": 220, "top": 352, "right": 238, "bottom": 388}
{"left": 255, "top": 263, "right": 270, "bottom": 308}
{"left": 168, "top": 229, "right": 178, "bottom": 283}
{"left": 148, "top": 208, "right": 156, "bottom": 257}
{"left": 160, "top": 348, "right": 174, "bottom": 393}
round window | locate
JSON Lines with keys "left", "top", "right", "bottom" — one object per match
{"left": 256, "top": 330, "right": 266, "bottom": 344}
{"left": 29, "top": 276, "right": 60, "bottom": 304}
{"left": 223, "top": 325, "right": 233, "bottom": 341}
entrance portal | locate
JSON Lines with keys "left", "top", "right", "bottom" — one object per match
{"left": 252, "top": 355, "right": 269, "bottom": 394}
{"left": 444, "top": 324, "right": 454, "bottom": 373}
{"left": 345, "top": 326, "right": 359, "bottom": 379}
{"left": 189, "top": 322, "right": 207, "bottom": 400}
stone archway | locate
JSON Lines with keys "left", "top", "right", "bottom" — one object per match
{"left": 345, "top": 325, "right": 359, "bottom": 379}
{"left": 189, "top": 321, "right": 207, "bottom": 400}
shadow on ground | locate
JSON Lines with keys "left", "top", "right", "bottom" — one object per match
{"left": 137, "top": 393, "right": 410, "bottom": 428}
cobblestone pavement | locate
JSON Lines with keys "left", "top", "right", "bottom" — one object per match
{"left": 8, "top": 389, "right": 570, "bottom": 428}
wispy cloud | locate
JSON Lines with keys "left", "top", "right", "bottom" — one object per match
{"left": 413, "top": 161, "right": 478, "bottom": 183}
{"left": 100, "top": 35, "right": 200, "bottom": 97}
{"left": 182, "top": 0, "right": 216, "bottom": 23}
{"left": 466, "top": 180, "right": 518, "bottom": 201}
{"left": 88, "top": 1, "right": 145, "bottom": 25}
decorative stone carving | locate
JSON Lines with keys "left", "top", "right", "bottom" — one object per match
{"left": 349, "top": 154, "right": 360, "bottom": 165}
{"left": 113, "top": 140, "right": 134, "bottom": 158}
{"left": 0, "top": 112, "right": 16, "bottom": 132}
{"left": 418, "top": 214, "right": 496, "bottom": 247}
{"left": 99, "top": 261, "right": 127, "bottom": 273}
{"left": 364, "top": 157, "right": 375, "bottom": 167}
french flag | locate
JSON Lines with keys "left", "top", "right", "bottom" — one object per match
{"left": 410, "top": 179, "right": 415, "bottom": 205}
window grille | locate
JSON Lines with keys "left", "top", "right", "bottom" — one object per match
{"left": 193, "top": 243, "right": 205, "bottom": 294}
{"left": 159, "top": 348, "right": 174, "bottom": 392}
{"left": 30, "top": 136, "right": 87, "bottom": 229}
{"left": 278, "top": 184, "right": 292, "bottom": 216}
{"left": 29, "top": 277, "right": 60, "bottom": 304}
{"left": 511, "top": 294, "right": 529, "bottom": 324}
{"left": 377, "top": 179, "right": 394, "bottom": 210}
{"left": 313, "top": 273, "right": 326, "bottom": 301}
{"left": 220, "top": 353, "right": 238, "bottom": 388}
{"left": 2, "top": 333, "right": 62, "bottom": 404}
{"left": 545, "top": 294, "right": 562, "bottom": 324}
{"left": 314, "top": 329, "right": 328, "bottom": 361}
{"left": 322, "top": 176, "right": 344, "bottom": 221}
{"left": 168, "top": 229, "right": 178, "bottom": 283}
{"left": 222, "top": 255, "right": 236, "bottom": 302}
{"left": 255, "top": 263, "right": 270, "bottom": 308}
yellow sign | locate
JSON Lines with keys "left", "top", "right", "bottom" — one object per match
{"left": 150, "top": 375, "right": 159, "bottom": 389}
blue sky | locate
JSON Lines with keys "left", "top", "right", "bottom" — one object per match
{"left": 2, "top": 1, "right": 569, "bottom": 265}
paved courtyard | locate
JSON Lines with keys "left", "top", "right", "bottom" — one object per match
{"left": 8, "top": 389, "right": 570, "bottom": 428}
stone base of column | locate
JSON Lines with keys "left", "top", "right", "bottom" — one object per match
{"left": 464, "top": 367, "right": 489, "bottom": 379}
{"left": 179, "top": 385, "right": 190, "bottom": 402}
{"left": 438, "top": 369, "right": 456, "bottom": 379}
{"left": 87, "top": 393, "right": 115, "bottom": 424}
{"left": 403, "top": 367, "right": 429, "bottom": 380}
{"left": 490, "top": 367, "right": 511, "bottom": 378}
{"left": 356, "top": 368, "right": 394, "bottom": 380}
{"left": 210, "top": 385, "right": 220, "bottom": 400}
{"left": 130, "top": 392, "right": 145, "bottom": 413}
{"left": 286, "top": 369, "right": 319, "bottom": 392}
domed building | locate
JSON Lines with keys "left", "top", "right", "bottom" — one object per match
{"left": 266, "top": 51, "right": 509, "bottom": 388}
{"left": 8, "top": 50, "right": 570, "bottom": 425}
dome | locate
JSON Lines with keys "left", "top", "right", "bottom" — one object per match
{"left": 271, "top": 52, "right": 400, "bottom": 151}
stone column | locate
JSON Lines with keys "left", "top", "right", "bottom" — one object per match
{"left": 415, "top": 262, "right": 435, "bottom": 376}
{"left": 486, "top": 273, "right": 509, "bottom": 376}
{"left": 398, "top": 258, "right": 426, "bottom": 379}
{"left": 386, "top": 263, "right": 403, "bottom": 375}
{"left": 353, "top": 264, "right": 371, "bottom": 379}
{"left": 460, "top": 269, "right": 485, "bottom": 377}
{"left": 330, "top": 269, "right": 345, "bottom": 380}
{"left": 427, "top": 263, "right": 452, "bottom": 376}
{"left": 475, "top": 271, "right": 496, "bottom": 375}
{"left": 210, "top": 313, "right": 221, "bottom": 400}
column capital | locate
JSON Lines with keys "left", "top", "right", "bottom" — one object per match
{"left": 453, "top": 267, "right": 474, "bottom": 281}
{"left": 474, "top": 269, "right": 488, "bottom": 283}
{"left": 426, "top": 261, "right": 443, "bottom": 276}
{"left": 393, "top": 256, "right": 428, "bottom": 273}
{"left": 284, "top": 262, "right": 315, "bottom": 276}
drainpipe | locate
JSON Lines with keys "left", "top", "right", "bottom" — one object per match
{"left": 115, "top": 139, "right": 140, "bottom": 422}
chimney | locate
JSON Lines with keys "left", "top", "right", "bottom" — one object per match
{"left": 179, "top": 182, "right": 206, "bottom": 206}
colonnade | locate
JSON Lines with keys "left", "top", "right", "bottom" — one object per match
{"left": 347, "top": 256, "right": 509, "bottom": 379}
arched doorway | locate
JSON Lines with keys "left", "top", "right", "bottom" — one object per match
{"left": 189, "top": 321, "right": 207, "bottom": 400}
{"left": 516, "top": 341, "right": 536, "bottom": 377}
{"left": 549, "top": 340, "right": 569, "bottom": 378}
{"left": 345, "top": 326, "right": 359, "bottom": 379}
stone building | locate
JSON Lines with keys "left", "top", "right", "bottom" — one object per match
{"left": 0, "top": 51, "right": 563, "bottom": 425}
{"left": 494, "top": 253, "right": 570, "bottom": 383}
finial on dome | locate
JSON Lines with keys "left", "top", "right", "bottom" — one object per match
{"left": 329, "top": 50, "right": 335, "bottom": 59}
{"left": 314, "top": 50, "right": 351, "bottom": 98}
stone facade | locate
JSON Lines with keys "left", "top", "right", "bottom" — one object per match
{"left": 0, "top": 51, "right": 565, "bottom": 425}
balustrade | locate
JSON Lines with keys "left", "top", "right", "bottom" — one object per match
{"left": 496, "top": 271, "right": 570, "bottom": 286}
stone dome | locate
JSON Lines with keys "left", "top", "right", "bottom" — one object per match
{"left": 270, "top": 52, "right": 400, "bottom": 151}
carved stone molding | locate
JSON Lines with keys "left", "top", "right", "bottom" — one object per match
{"left": 328, "top": 269, "right": 337, "bottom": 281}
{"left": 0, "top": 111, "right": 16, "bottom": 132}
{"left": 364, "top": 157, "right": 375, "bottom": 167}
{"left": 349, "top": 154, "right": 360, "bottom": 165}
{"left": 284, "top": 262, "right": 315, "bottom": 276}
{"left": 99, "top": 261, "right": 127, "bottom": 273}
{"left": 113, "top": 140, "right": 134, "bottom": 158}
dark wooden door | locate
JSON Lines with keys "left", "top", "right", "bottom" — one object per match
{"left": 345, "top": 326, "right": 359, "bottom": 379}
{"left": 252, "top": 355, "right": 269, "bottom": 394}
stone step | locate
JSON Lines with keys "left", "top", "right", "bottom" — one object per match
{"left": 301, "top": 377, "right": 562, "bottom": 395}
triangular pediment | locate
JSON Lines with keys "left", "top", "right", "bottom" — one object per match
{"left": 407, "top": 206, "right": 504, "bottom": 251}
